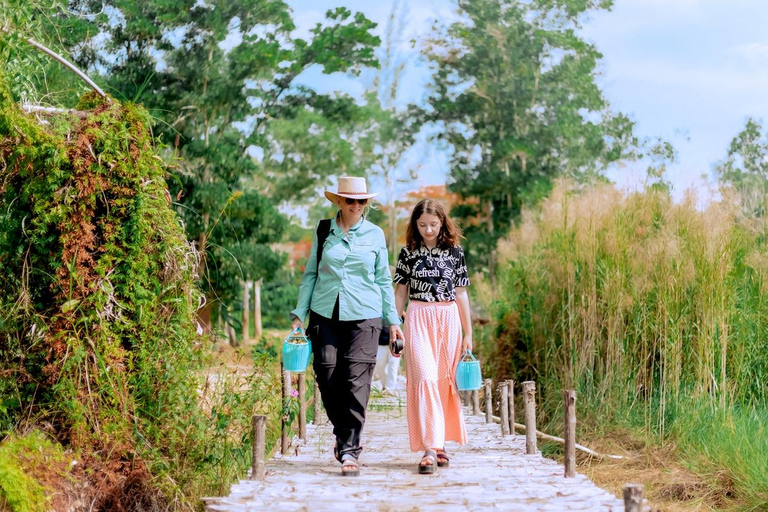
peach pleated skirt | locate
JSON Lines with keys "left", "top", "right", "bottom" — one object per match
{"left": 404, "top": 300, "right": 467, "bottom": 452}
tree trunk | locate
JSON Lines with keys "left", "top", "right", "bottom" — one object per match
{"left": 242, "top": 280, "right": 250, "bottom": 345}
{"left": 253, "top": 279, "right": 263, "bottom": 341}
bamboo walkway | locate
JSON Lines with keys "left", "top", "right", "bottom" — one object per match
{"left": 204, "top": 390, "right": 630, "bottom": 511}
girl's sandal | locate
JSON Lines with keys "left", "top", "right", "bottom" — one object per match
{"left": 418, "top": 449, "right": 437, "bottom": 474}
{"left": 341, "top": 455, "right": 360, "bottom": 477}
{"left": 436, "top": 449, "right": 450, "bottom": 468}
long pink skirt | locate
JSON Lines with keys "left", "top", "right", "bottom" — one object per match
{"left": 404, "top": 300, "right": 467, "bottom": 452}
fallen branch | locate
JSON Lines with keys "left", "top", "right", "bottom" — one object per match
{"left": 490, "top": 414, "right": 626, "bottom": 460}
{"left": 1, "top": 27, "right": 107, "bottom": 98}
{"left": 22, "top": 104, "right": 89, "bottom": 118}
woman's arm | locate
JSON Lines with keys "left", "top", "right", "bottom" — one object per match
{"left": 290, "top": 226, "right": 320, "bottom": 329}
{"left": 455, "top": 287, "right": 473, "bottom": 353}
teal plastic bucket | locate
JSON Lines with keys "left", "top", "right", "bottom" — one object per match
{"left": 282, "top": 328, "right": 312, "bottom": 373}
{"left": 456, "top": 351, "right": 482, "bottom": 391}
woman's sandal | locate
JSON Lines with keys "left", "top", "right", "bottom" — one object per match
{"left": 418, "top": 449, "right": 437, "bottom": 474}
{"left": 436, "top": 449, "right": 450, "bottom": 468}
{"left": 340, "top": 454, "right": 360, "bottom": 477}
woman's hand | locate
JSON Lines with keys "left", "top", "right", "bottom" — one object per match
{"left": 462, "top": 333, "right": 474, "bottom": 354}
{"left": 291, "top": 317, "right": 303, "bottom": 331}
{"left": 389, "top": 324, "right": 405, "bottom": 358}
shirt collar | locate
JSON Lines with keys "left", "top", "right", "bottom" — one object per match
{"left": 332, "top": 212, "right": 365, "bottom": 234}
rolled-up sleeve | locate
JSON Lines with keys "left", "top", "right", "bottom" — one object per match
{"left": 374, "top": 234, "right": 401, "bottom": 326}
{"left": 290, "top": 226, "right": 319, "bottom": 322}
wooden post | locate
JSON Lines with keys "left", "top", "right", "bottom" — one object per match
{"left": 499, "top": 382, "right": 510, "bottom": 436}
{"left": 253, "top": 279, "right": 263, "bottom": 341}
{"left": 472, "top": 389, "right": 480, "bottom": 415}
{"left": 281, "top": 368, "right": 290, "bottom": 454}
{"left": 623, "top": 484, "right": 644, "bottom": 512}
{"left": 507, "top": 380, "right": 515, "bottom": 434}
{"left": 313, "top": 380, "right": 325, "bottom": 424}
{"left": 242, "top": 280, "right": 250, "bottom": 344}
{"left": 523, "top": 381, "right": 537, "bottom": 455}
{"left": 298, "top": 373, "right": 307, "bottom": 441}
{"left": 563, "top": 389, "right": 576, "bottom": 477}
{"left": 251, "top": 415, "right": 267, "bottom": 480}
{"left": 484, "top": 379, "right": 493, "bottom": 423}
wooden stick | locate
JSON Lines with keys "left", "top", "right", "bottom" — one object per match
{"left": 2, "top": 28, "right": 107, "bottom": 97}
{"left": 484, "top": 379, "right": 493, "bottom": 423}
{"left": 563, "top": 389, "right": 576, "bottom": 477}
{"left": 499, "top": 382, "right": 510, "bottom": 436}
{"left": 623, "top": 483, "right": 644, "bottom": 512}
{"left": 507, "top": 380, "right": 515, "bottom": 434}
{"left": 21, "top": 104, "right": 89, "bottom": 118}
{"left": 298, "top": 373, "right": 307, "bottom": 441}
{"left": 251, "top": 415, "right": 267, "bottom": 480}
{"left": 523, "top": 381, "right": 537, "bottom": 455}
{"left": 281, "top": 368, "right": 290, "bottom": 454}
{"left": 313, "top": 379, "right": 325, "bottom": 425}
{"left": 472, "top": 389, "right": 480, "bottom": 415}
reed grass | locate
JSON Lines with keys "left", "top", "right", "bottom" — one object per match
{"left": 492, "top": 180, "right": 768, "bottom": 507}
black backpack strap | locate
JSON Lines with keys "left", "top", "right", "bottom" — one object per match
{"left": 315, "top": 218, "right": 332, "bottom": 269}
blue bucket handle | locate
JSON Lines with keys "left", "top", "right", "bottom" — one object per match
{"left": 461, "top": 350, "right": 477, "bottom": 362}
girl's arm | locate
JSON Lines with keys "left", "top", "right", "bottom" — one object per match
{"left": 395, "top": 283, "right": 408, "bottom": 320}
{"left": 455, "top": 287, "right": 473, "bottom": 353}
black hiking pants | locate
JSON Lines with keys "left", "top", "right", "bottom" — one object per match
{"left": 308, "top": 307, "right": 381, "bottom": 461}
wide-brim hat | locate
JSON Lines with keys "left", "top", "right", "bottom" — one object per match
{"left": 324, "top": 176, "right": 379, "bottom": 203}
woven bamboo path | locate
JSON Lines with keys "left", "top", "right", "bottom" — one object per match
{"left": 204, "top": 391, "right": 626, "bottom": 511}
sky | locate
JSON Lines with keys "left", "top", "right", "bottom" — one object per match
{"left": 283, "top": 0, "right": 768, "bottom": 202}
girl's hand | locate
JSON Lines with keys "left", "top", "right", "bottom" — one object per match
{"left": 390, "top": 325, "right": 405, "bottom": 358}
{"left": 291, "top": 317, "right": 303, "bottom": 331}
{"left": 462, "top": 333, "right": 474, "bottom": 353}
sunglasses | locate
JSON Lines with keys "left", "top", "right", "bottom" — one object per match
{"left": 344, "top": 198, "right": 368, "bottom": 206}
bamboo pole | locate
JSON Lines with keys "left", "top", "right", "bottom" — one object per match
{"left": 253, "top": 279, "right": 262, "bottom": 341}
{"left": 507, "top": 380, "right": 515, "bottom": 435}
{"left": 523, "top": 381, "right": 537, "bottom": 455}
{"left": 298, "top": 373, "right": 307, "bottom": 441}
{"left": 563, "top": 390, "right": 576, "bottom": 477}
{"left": 2, "top": 28, "right": 107, "bottom": 97}
{"left": 499, "top": 382, "right": 510, "bottom": 436}
{"left": 251, "top": 415, "right": 267, "bottom": 480}
{"left": 242, "top": 280, "right": 250, "bottom": 344}
{"left": 484, "top": 379, "right": 493, "bottom": 423}
{"left": 281, "top": 368, "right": 290, "bottom": 454}
{"left": 313, "top": 380, "right": 326, "bottom": 424}
{"left": 472, "top": 389, "right": 480, "bottom": 415}
{"left": 623, "top": 484, "right": 644, "bottom": 512}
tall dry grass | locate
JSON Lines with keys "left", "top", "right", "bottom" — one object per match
{"left": 492, "top": 180, "right": 768, "bottom": 506}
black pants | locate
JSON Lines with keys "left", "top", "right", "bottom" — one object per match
{"left": 308, "top": 308, "right": 381, "bottom": 461}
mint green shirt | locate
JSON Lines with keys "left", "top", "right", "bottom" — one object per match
{"left": 291, "top": 215, "right": 401, "bottom": 325}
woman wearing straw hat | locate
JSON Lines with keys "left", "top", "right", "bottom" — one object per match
{"left": 290, "top": 176, "right": 404, "bottom": 477}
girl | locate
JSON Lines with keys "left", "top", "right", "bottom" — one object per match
{"left": 392, "top": 199, "right": 472, "bottom": 474}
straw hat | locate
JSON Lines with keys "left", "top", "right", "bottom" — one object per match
{"left": 324, "top": 176, "right": 379, "bottom": 203}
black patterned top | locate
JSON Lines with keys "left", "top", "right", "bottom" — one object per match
{"left": 393, "top": 244, "right": 470, "bottom": 302}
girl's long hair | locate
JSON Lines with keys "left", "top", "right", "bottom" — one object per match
{"left": 405, "top": 199, "right": 463, "bottom": 251}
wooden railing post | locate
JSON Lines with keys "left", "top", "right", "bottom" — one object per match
{"left": 484, "top": 379, "right": 493, "bottom": 423}
{"left": 499, "top": 382, "right": 510, "bottom": 436}
{"left": 251, "top": 415, "right": 267, "bottom": 480}
{"left": 623, "top": 483, "right": 644, "bottom": 512}
{"left": 281, "top": 368, "right": 290, "bottom": 454}
{"left": 507, "top": 380, "right": 515, "bottom": 435}
{"left": 313, "top": 379, "right": 326, "bottom": 425}
{"left": 472, "top": 389, "right": 480, "bottom": 415}
{"left": 563, "top": 389, "right": 576, "bottom": 477}
{"left": 298, "top": 373, "right": 307, "bottom": 441}
{"left": 523, "top": 381, "right": 537, "bottom": 455}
